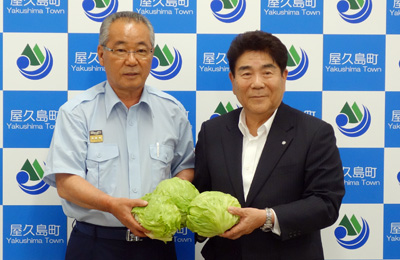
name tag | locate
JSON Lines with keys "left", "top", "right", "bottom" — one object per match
{"left": 89, "top": 130, "right": 103, "bottom": 143}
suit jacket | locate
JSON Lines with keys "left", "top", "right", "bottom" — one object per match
{"left": 193, "top": 103, "right": 345, "bottom": 260}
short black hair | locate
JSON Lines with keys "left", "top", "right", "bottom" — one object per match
{"left": 227, "top": 30, "right": 288, "bottom": 76}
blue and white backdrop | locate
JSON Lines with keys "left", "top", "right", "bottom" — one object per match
{"left": 0, "top": 0, "right": 400, "bottom": 259}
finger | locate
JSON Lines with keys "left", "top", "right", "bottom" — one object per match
{"left": 132, "top": 199, "right": 148, "bottom": 207}
{"left": 220, "top": 229, "right": 241, "bottom": 240}
{"left": 227, "top": 206, "right": 242, "bottom": 216}
{"left": 129, "top": 222, "right": 150, "bottom": 237}
{"left": 131, "top": 228, "right": 148, "bottom": 238}
{"left": 220, "top": 222, "right": 241, "bottom": 239}
{"left": 133, "top": 223, "right": 149, "bottom": 233}
{"left": 136, "top": 230, "right": 149, "bottom": 238}
{"left": 131, "top": 217, "right": 151, "bottom": 234}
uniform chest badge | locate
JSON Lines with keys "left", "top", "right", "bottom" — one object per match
{"left": 89, "top": 130, "right": 103, "bottom": 143}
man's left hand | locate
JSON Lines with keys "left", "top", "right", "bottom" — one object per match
{"left": 220, "top": 207, "right": 266, "bottom": 240}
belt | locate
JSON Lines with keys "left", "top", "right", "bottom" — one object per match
{"left": 75, "top": 221, "right": 149, "bottom": 242}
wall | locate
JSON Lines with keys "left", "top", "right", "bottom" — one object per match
{"left": 1, "top": 0, "right": 400, "bottom": 259}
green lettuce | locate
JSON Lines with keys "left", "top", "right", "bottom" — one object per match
{"left": 152, "top": 177, "right": 200, "bottom": 228}
{"left": 131, "top": 177, "right": 200, "bottom": 242}
{"left": 131, "top": 193, "right": 181, "bottom": 242}
{"left": 186, "top": 191, "right": 241, "bottom": 237}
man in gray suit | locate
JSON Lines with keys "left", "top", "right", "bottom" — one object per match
{"left": 193, "top": 30, "right": 345, "bottom": 260}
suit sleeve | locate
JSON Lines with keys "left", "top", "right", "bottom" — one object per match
{"left": 273, "top": 122, "right": 345, "bottom": 241}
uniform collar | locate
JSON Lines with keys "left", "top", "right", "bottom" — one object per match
{"left": 104, "top": 82, "right": 153, "bottom": 119}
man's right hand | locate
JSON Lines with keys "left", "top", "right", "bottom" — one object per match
{"left": 106, "top": 197, "right": 150, "bottom": 237}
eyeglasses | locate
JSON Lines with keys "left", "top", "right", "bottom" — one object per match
{"left": 102, "top": 45, "right": 153, "bottom": 60}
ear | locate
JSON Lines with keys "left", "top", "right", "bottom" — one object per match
{"left": 98, "top": 45, "right": 105, "bottom": 66}
{"left": 229, "top": 71, "right": 234, "bottom": 82}
{"left": 282, "top": 69, "right": 288, "bottom": 80}
{"left": 229, "top": 71, "right": 236, "bottom": 94}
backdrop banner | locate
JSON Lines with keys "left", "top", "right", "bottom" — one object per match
{"left": 1, "top": 1, "right": 400, "bottom": 259}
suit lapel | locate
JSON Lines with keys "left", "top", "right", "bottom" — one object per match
{"left": 221, "top": 109, "right": 246, "bottom": 206}
{"left": 245, "top": 104, "right": 295, "bottom": 206}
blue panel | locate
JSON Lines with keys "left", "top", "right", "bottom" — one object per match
{"left": 384, "top": 204, "right": 400, "bottom": 259}
{"left": 174, "top": 228, "right": 195, "bottom": 260}
{"left": 3, "top": 91, "right": 67, "bottom": 148}
{"left": 261, "top": 0, "right": 323, "bottom": 34}
{"left": 0, "top": 149, "right": 2, "bottom": 205}
{"left": 0, "top": 33, "right": 2, "bottom": 90}
{"left": 4, "top": 1, "right": 68, "bottom": 32}
{"left": 283, "top": 92, "right": 322, "bottom": 119}
{"left": 68, "top": 33, "right": 106, "bottom": 90}
{"left": 3, "top": 205, "right": 67, "bottom": 260}
{"left": 386, "top": 0, "right": 400, "bottom": 34}
{"left": 339, "top": 148, "right": 384, "bottom": 204}
{"left": 133, "top": 0, "right": 196, "bottom": 33}
{"left": 323, "top": 35, "right": 385, "bottom": 91}
{"left": 385, "top": 92, "right": 400, "bottom": 147}
{"left": 166, "top": 91, "right": 196, "bottom": 143}
{"left": 196, "top": 34, "right": 235, "bottom": 91}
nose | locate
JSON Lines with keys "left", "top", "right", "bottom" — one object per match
{"left": 251, "top": 74, "right": 265, "bottom": 88}
{"left": 124, "top": 52, "right": 139, "bottom": 65}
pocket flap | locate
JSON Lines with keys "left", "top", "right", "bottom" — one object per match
{"left": 150, "top": 144, "right": 174, "bottom": 164}
{"left": 87, "top": 143, "right": 119, "bottom": 162}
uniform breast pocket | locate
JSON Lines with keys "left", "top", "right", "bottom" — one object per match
{"left": 149, "top": 143, "right": 174, "bottom": 181}
{"left": 86, "top": 143, "right": 119, "bottom": 194}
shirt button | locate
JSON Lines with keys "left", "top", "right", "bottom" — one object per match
{"left": 129, "top": 121, "right": 134, "bottom": 126}
{"left": 131, "top": 154, "right": 135, "bottom": 159}
{"left": 132, "top": 188, "right": 138, "bottom": 193}
{"left": 96, "top": 153, "right": 102, "bottom": 158}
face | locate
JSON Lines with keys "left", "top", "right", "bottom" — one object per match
{"left": 98, "top": 19, "right": 153, "bottom": 95}
{"left": 230, "top": 50, "right": 288, "bottom": 121}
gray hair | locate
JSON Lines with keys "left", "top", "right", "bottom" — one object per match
{"left": 99, "top": 11, "right": 155, "bottom": 47}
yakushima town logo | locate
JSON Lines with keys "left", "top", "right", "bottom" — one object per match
{"left": 335, "top": 214, "right": 370, "bottom": 249}
{"left": 151, "top": 44, "right": 182, "bottom": 80}
{"left": 337, "top": 0, "right": 372, "bottom": 23}
{"left": 210, "top": 0, "right": 246, "bottom": 23}
{"left": 17, "top": 44, "right": 53, "bottom": 80}
{"left": 397, "top": 172, "right": 400, "bottom": 185}
{"left": 210, "top": 102, "right": 238, "bottom": 119}
{"left": 16, "top": 159, "right": 49, "bottom": 195}
{"left": 287, "top": 45, "right": 309, "bottom": 81}
{"left": 336, "top": 102, "right": 371, "bottom": 137}
{"left": 82, "top": 0, "right": 118, "bottom": 22}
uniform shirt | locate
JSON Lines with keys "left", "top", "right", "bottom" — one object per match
{"left": 238, "top": 109, "right": 281, "bottom": 235}
{"left": 44, "top": 81, "right": 195, "bottom": 227}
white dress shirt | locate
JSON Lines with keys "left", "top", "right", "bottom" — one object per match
{"left": 238, "top": 109, "right": 281, "bottom": 235}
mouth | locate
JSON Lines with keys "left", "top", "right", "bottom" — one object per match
{"left": 123, "top": 72, "right": 139, "bottom": 77}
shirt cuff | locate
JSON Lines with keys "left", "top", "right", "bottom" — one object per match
{"left": 270, "top": 208, "right": 281, "bottom": 236}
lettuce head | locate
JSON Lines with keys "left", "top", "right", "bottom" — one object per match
{"left": 131, "top": 193, "right": 181, "bottom": 242}
{"left": 186, "top": 191, "right": 241, "bottom": 237}
{"left": 152, "top": 177, "right": 200, "bottom": 228}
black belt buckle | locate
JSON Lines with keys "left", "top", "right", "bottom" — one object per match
{"left": 126, "top": 229, "right": 143, "bottom": 242}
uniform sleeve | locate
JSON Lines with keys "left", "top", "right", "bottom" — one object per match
{"left": 43, "top": 105, "right": 89, "bottom": 187}
{"left": 170, "top": 110, "right": 195, "bottom": 176}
